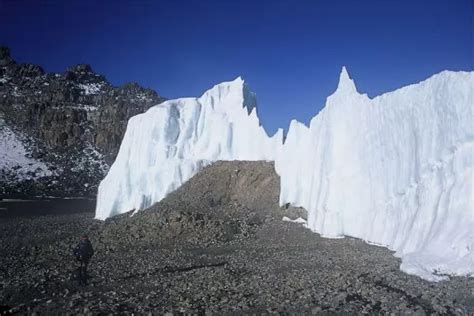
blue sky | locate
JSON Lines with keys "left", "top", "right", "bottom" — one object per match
{"left": 1, "top": 0, "right": 472, "bottom": 134}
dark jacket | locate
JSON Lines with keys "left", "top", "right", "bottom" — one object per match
{"left": 73, "top": 239, "right": 94, "bottom": 263}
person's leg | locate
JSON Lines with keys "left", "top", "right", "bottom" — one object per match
{"left": 79, "top": 262, "right": 86, "bottom": 286}
{"left": 72, "top": 265, "right": 81, "bottom": 282}
{"left": 83, "top": 262, "right": 88, "bottom": 285}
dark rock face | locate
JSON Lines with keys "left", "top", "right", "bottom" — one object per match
{"left": 0, "top": 46, "right": 166, "bottom": 197}
{"left": 0, "top": 46, "right": 14, "bottom": 66}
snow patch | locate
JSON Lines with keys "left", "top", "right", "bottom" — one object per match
{"left": 282, "top": 216, "right": 307, "bottom": 225}
{"left": 78, "top": 83, "right": 103, "bottom": 95}
{"left": 0, "top": 119, "right": 52, "bottom": 179}
{"left": 134, "top": 93, "right": 153, "bottom": 102}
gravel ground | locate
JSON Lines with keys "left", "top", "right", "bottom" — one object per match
{"left": 1, "top": 162, "right": 473, "bottom": 314}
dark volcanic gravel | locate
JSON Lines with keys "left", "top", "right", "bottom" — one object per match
{"left": 1, "top": 162, "right": 473, "bottom": 314}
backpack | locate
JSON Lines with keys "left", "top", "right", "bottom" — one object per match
{"left": 73, "top": 239, "right": 94, "bottom": 262}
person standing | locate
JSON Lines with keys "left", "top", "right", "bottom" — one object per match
{"left": 73, "top": 235, "right": 94, "bottom": 286}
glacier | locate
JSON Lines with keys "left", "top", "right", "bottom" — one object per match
{"left": 95, "top": 77, "right": 282, "bottom": 220}
{"left": 96, "top": 69, "right": 473, "bottom": 281}
{"left": 276, "top": 68, "right": 473, "bottom": 281}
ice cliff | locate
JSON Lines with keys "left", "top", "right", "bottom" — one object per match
{"left": 95, "top": 77, "right": 283, "bottom": 219}
{"left": 276, "top": 67, "right": 473, "bottom": 281}
{"left": 96, "top": 69, "right": 473, "bottom": 281}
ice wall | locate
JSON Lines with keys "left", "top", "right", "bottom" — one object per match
{"left": 96, "top": 69, "right": 472, "bottom": 281}
{"left": 95, "top": 77, "right": 282, "bottom": 219}
{"left": 275, "top": 68, "right": 473, "bottom": 280}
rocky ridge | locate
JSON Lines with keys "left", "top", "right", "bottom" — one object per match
{"left": 0, "top": 46, "right": 165, "bottom": 197}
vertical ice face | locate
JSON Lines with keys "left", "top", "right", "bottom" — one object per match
{"left": 276, "top": 68, "right": 474, "bottom": 280}
{"left": 96, "top": 69, "right": 473, "bottom": 281}
{"left": 95, "top": 77, "right": 283, "bottom": 220}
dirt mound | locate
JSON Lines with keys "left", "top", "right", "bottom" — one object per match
{"left": 159, "top": 161, "right": 281, "bottom": 214}
{"left": 101, "top": 161, "right": 305, "bottom": 248}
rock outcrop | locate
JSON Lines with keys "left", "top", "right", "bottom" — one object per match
{"left": 0, "top": 46, "right": 165, "bottom": 197}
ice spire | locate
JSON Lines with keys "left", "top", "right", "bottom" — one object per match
{"left": 336, "top": 66, "right": 357, "bottom": 94}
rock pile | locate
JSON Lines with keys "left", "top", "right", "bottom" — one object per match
{"left": 0, "top": 161, "right": 473, "bottom": 314}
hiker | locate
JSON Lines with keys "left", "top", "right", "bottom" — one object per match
{"left": 73, "top": 235, "right": 94, "bottom": 286}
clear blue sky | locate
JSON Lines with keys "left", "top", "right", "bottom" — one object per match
{"left": 1, "top": 0, "right": 472, "bottom": 134}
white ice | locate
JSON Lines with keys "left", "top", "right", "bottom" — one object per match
{"left": 95, "top": 77, "right": 283, "bottom": 219}
{"left": 275, "top": 67, "right": 473, "bottom": 281}
{"left": 96, "top": 69, "right": 473, "bottom": 281}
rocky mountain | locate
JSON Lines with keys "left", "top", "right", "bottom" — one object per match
{"left": 0, "top": 46, "right": 165, "bottom": 197}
